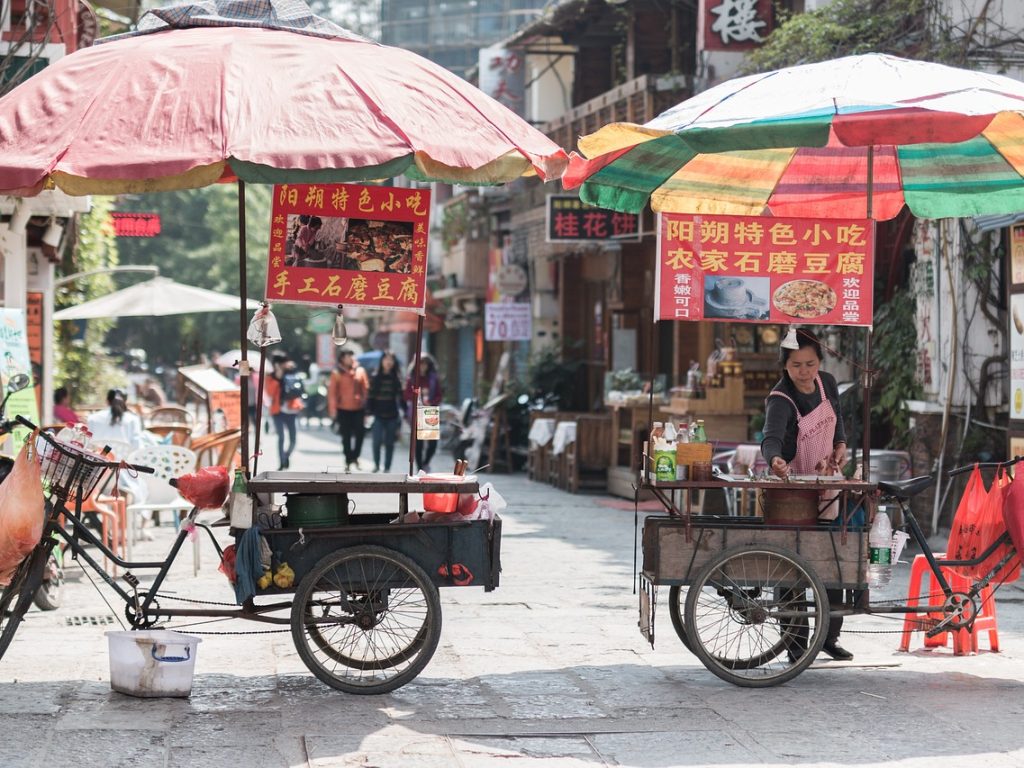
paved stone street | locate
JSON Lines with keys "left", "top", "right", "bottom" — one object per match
{"left": 3, "top": 425, "right": 1024, "bottom": 767}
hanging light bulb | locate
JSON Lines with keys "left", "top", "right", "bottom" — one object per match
{"left": 331, "top": 305, "right": 348, "bottom": 346}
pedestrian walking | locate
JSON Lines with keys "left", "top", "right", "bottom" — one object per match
{"left": 328, "top": 348, "right": 369, "bottom": 471}
{"left": 404, "top": 353, "right": 442, "bottom": 472}
{"left": 366, "top": 350, "right": 403, "bottom": 473}
{"left": 265, "top": 351, "right": 304, "bottom": 469}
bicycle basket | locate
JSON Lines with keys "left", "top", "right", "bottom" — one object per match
{"left": 36, "top": 431, "right": 110, "bottom": 502}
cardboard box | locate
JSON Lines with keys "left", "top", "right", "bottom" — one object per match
{"left": 670, "top": 377, "right": 744, "bottom": 415}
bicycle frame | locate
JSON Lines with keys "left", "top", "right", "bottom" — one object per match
{"left": 827, "top": 496, "right": 1017, "bottom": 625}
{"left": 50, "top": 498, "right": 293, "bottom": 627}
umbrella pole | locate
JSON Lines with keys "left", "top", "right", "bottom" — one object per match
{"left": 253, "top": 347, "right": 268, "bottom": 475}
{"left": 409, "top": 315, "right": 424, "bottom": 477}
{"left": 238, "top": 180, "right": 251, "bottom": 476}
{"left": 862, "top": 146, "right": 875, "bottom": 482}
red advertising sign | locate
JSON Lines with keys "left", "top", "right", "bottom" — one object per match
{"left": 110, "top": 212, "right": 161, "bottom": 237}
{"left": 266, "top": 183, "right": 430, "bottom": 312}
{"left": 656, "top": 213, "right": 874, "bottom": 326}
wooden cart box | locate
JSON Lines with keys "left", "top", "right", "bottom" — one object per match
{"left": 255, "top": 517, "right": 502, "bottom": 594}
{"left": 642, "top": 516, "right": 867, "bottom": 589}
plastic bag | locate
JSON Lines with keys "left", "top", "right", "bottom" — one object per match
{"left": 1003, "top": 468, "right": 1024, "bottom": 566}
{"left": 945, "top": 465, "right": 986, "bottom": 569}
{"left": 174, "top": 465, "right": 230, "bottom": 509}
{"left": 0, "top": 440, "right": 46, "bottom": 585}
{"left": 949, "top": 467, "right": 1020, "bottom": 582}
{"left": 977, "top": 469, "right": 1021, "bottom": 583}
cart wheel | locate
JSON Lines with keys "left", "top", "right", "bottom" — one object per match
{"left": 684, "top": 544, "right": 829, "bottom": 687}
{"left": 291, "top": 544, "right": 442, "bottom": 695}
{"left": 667, "top": 587, "right": 694, "bottom": 652}
{"left": 0, "top": 544, "right": 49, "bottom": 662}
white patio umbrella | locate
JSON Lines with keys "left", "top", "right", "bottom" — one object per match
{"left": 54, "top": 276, "right": 260, "bottom": 320}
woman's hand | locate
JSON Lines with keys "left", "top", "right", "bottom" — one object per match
{"left": 830, "top": 442, "right": 847, "bottom": 471}
{"left": 770, "top": 456, "right": 790, "bottom": 480}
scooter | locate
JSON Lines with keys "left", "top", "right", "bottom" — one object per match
{"left": 0, "top": 373, "right": 62, "bottom": 611}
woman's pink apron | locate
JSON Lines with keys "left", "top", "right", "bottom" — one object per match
{"left": 762, "top": 374, "right": 839, "bottom": 525}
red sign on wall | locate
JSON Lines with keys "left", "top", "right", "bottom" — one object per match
{"left": 656, "top": 213, "right": 874, "bottom": 326}
{"left": 110, "top": 212, "right": 161, "bottom": 237}
{"left": 266, "top": 183, "right": 430, "bottom": 311}
{"left": 702, "top": 0, "right": 773, "bottom": 51}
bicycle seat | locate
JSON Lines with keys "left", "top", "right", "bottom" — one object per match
{"left": 877, "top": 475, "right": 933, "bottom": 500}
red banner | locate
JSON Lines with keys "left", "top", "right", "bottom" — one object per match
{"left": 266, "top": 183, "right": 430, "bottom": 311}
{"left": 656, "top": 213, "right": 874, "bottom": 326}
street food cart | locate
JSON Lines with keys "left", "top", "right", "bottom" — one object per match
{"left": 562, "top": 54, "right": 1024, "bottom": 686}
{"left": 0, "top": 0, "right": 567, "bottom": 694}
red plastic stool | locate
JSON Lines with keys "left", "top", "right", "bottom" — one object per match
{"left": 899, "top": 553, "right": 999, "bottom": 655}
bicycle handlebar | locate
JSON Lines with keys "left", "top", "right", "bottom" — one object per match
{"left": 13, "top": 414, "right": 156, "bottom": 474}
{"left": 947, "top": 455, "right": 1024, "bottom": 477}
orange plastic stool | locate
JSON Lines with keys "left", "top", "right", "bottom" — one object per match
{"left": 899, "top": 553, "right": 999, "bottom": 655}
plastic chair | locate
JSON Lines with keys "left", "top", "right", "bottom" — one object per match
{"left": 899, "top": 553, "right": 1000, "bottom": 655}
{"left": 191, "top": 428, "right": 242, "bottom": 470}
{"left": 124, "top": 445, "right": 196, "bottom": 564}
{"left": 146, "top": 424, "right": 193, "bottom": 446}
{"left": 148, "top": 406, "right": 195, "bottom": 428}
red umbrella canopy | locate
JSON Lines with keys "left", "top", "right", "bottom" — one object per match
{"left": 0, "top": 0, "right": 567, "bottom": 196}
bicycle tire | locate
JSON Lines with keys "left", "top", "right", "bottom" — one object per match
{"left": 0, "top": 544, "right": 49, "bottom": 662}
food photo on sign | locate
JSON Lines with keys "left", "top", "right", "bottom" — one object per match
{"left": 267, "top": 183, "right": 430, "bottom": 312}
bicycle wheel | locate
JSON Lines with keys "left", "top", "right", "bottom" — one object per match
{"left": 0, "top": 544, "right": 49, "bottom": 662}
{"left": 667, "top": 586, "right": 694, "bottom": 652}
{"left": 684, "top": 544, "right": 829, "bottom": 687}
{"left": 291, "top": 545, "right": 441, "bottom": 695}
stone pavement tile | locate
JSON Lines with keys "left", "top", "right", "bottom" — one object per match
{"left": 502, "top": 693, "right": 608, "bottom": 720}
{"left": 384, "top": 677, "right": 497, "bottom": 719}
{"left": 186, "top": 672, "right": 278, "bottom": 712}
{"left": 449, "top": 734, "right": 601, "bottom": 766}
{"left": 591, "top": 729, "right": 762, "bottom": 767}
{"left": 167, "top": 741, "right": 294, "bottom": 768}
{"left": 167, "top": 709, "right": 283, "bottom": 746}
{"left": 0, "top": 680, "right": 69, "bottom": 714}
{"left": 57, "top": 685, "right": 187, "bottom": 730}
{"left": 305, "top": 728, "right": 454, "bottom": 767}
{"left": 37, "top": 729, "right": 168, "bottom": 768}
{"left": 0, "top": 712, "right": 59, "bottom": 767}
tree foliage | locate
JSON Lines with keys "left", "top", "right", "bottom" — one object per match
{"left": 54, "top": 197, "right": 125, "bottom": 404}
{"left": 744, "top": 0, "right": 1024, "bottom": 73}
{"left": 105, "top": 184, "right": 281, "bottom": 368}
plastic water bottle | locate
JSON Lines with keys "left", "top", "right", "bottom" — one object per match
{"left": 868, "top": 511, "right": 893, "bottom": 587}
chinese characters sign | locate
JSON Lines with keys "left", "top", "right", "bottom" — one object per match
{"left": 703, "top": 0, "right": 772, "bottom": 51}
{"left": 266, "top": 183, "right": 430, "bottom": 312}
{"left": 656, "top": 213, "right": 874, "bottom": 326}
{"left": 1011, "top": 293, "right": 1024, "bottom": 421}
{"left": 110, "top": 212, "right": 161, "bottom": 237}
{"left": 546, "top": 195, "right": 640, "bottom": 243}
{"left": 1012, "top": 223, "right": 1024, "bottom": 285}
{"left": 479, "top": 44, "right": 525, "bottom": 117}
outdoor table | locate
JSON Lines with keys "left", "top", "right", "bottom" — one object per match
{"left": 527, "top": 417, "right": 556, "bottom": 447}
{"left": 551, "top": 421, "right": 577, "bottom": 456}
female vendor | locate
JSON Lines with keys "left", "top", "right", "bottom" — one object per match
{"left": 760, "top": 327, "right": 852, "bottom": 662}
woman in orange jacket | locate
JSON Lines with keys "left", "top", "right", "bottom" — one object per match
{"left": 327, "top": 349, "right": 369, "bottom": 471}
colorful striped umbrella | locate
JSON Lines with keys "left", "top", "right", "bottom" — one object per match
{"left": 564, "top": 53, "right": 1024, "bottom": 220}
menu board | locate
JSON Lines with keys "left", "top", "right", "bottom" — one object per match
{"left": 656, "top": 213, "right": 874, "bottom": 326}
{"left": 267, "top": 183, "right": 430, "bottom": 312}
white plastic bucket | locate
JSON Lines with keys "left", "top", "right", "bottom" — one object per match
{"left": 105, "top": 630, "right": 201, "bottom": 698}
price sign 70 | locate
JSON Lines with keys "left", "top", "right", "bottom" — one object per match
{"left": 484, "top": 303, "right": 531, "bottom": 341}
